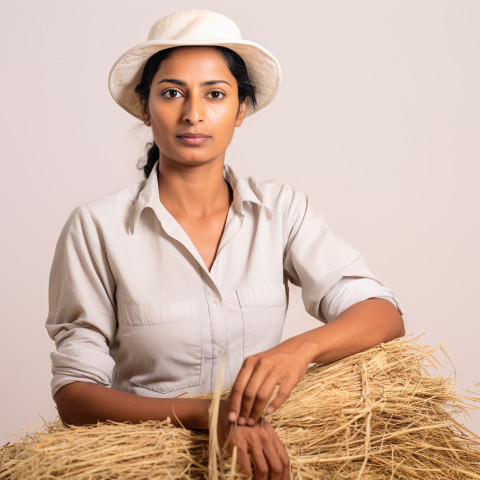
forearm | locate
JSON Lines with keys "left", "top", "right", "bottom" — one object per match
{"left": 276, "top": 298, "right": 405, "bottom": 364}
{"left": 54, "top": 381, "right": 213, "bottom": 429}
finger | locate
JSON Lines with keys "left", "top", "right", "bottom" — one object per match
{"left": 270, "top": 426, "right": 290, "bottom": 480}
{"left": 262, "top": 430, "right": 286, "bottom": 480}
{"left": 248, "top": 444, "right": 269, "bottom": 480}
{"left": 238, "top": 368, "right": 274, "bottom": 426}
{"left": 265, "top": 376, "right": 298, "bottom": 414}
{"left": 247, "top": 370, "right": 285, "bottom": 424}
{"left": 235, "top": 441, "right": 253, "bottom": 476}
{"left": 228, "top": 358, "right": 256, "bottom": 423}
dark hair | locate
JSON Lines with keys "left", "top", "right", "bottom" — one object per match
{"left": 135, "top": 46, "right": 257, "bottom": 178}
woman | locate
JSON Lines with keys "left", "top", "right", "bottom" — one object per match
{"left": 46, "top": 9, "right": 405, "bottom": 479}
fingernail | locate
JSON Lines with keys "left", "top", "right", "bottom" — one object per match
{"left": 228, "top": 411, "right": 236, "bottom": 422}
{"left": 247, "top": 418, "right": 255, "bottom": 426}
{"left": 238, "top": 416, "right": 246, "bottom": 426}
{"left": 267, "top": 406, "right": 274, "bottom": 414}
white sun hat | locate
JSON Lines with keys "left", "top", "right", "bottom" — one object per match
{"left": 108, "top": 9, "right": 281, "bottom": 119}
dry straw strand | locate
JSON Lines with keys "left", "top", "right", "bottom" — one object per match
{"left": 1, "top": 338, "right": 480, "bottom": 479}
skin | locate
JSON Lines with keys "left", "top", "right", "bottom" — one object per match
{"left": 54, "top": 46, "right": 405, "bottom": 479}
{"left": 227, "top": 298, "right": 405, "bottom": 427}
{"left": 141, "top": 46, "right": 246, "bottom": 271}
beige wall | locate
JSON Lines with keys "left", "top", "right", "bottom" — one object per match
{"left": 1, "top": 0, "right": 478, "bottom": 443}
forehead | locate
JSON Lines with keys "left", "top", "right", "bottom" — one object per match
{"left": 154, "top": 46, "right": 232, "bottom": 78}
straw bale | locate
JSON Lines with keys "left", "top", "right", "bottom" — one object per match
{"left": 1, "top": 338, "right": 480, "bottom": 479}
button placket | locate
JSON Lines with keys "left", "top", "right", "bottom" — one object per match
{"left": 202, "top": 281, "right": 227, "bottom": 390}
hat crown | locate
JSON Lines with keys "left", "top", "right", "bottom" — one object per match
{"left": 109, "top": 9, "right": 281, "bottom": 119}
{"left": 147, "top": 9, "right": 242, "bottom": 43}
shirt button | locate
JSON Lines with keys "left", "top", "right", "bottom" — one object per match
{"left": 217, "top": 347, "right": 225, "bottom": 356}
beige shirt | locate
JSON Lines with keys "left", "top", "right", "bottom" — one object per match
{"left": 46, "top": 161, "right": 400, "bottom": 399}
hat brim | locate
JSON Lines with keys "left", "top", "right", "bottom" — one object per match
{"left": 108, "top": 39, "right": 281, "bottom": 119}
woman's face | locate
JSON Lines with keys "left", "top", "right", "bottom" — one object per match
{"left": 141, "top": 46, "right": 247, "bottom": 168}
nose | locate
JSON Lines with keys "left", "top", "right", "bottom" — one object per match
{"left": 182, "top": 93, "right": 205, "bottom": 124}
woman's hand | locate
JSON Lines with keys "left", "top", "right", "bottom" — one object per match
{"left": 227, "top": 346, "right": 312, "bottom": 426}
{"left": 227, "top": 298, "right": 404, "bottom": 427}
{"left": 218, "top": 400, "right": 290, "bottom": 479}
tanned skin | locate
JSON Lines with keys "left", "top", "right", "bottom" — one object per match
{"left": 55, "top": 47, "right": 405, "bottom": 480}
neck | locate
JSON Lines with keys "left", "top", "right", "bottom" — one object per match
{"left": 157, "top": 159, "right": 231, "bottom": 219}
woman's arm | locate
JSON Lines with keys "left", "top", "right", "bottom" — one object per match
{"left": 279, "top": 297, "right": 405, "bottom": 364}
{"left": 228, "top": 298, "right": 404, "bottom": 425}
{"left": 54, "top": 381, "right": 212, "bottom": 428}
{"left": 55, "top": 382, "right": 290, "bottom": 479}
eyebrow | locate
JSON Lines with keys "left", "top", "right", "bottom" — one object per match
{"left": 156, "top": 79, "right": 232, "bottom": 87}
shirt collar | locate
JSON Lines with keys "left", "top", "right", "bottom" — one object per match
{"left": 130, "top": 161, "right": 273, "bottom": 234}
{"left": 223, "top": 163, "right": 273, "bottom": 217}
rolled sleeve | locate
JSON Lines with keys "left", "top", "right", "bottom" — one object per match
{"left": 282, "top": 189, "right": 382, "bottom": 322}
{"left": 45, "top": 205, "right": 117, "bottom": 398}
{"left": 320, "top": 276, "right": 404, "bottom": 323}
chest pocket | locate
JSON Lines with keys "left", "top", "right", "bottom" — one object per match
{"left": 236, "top": 284, "right": 287, "bottom": 358}
{"left": 116, "top": 300, "right": 203, "bottom": 395}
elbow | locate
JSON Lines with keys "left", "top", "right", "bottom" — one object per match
{"left": 392, "top": 322, "right": 406, "bottom": 341}
{"left": 381, "top": 298, "right": 406, "bottom": 342}
{"left": 367, "top": 298, "right": 405, "bottom": 343}
{"left": 54, "top": 389, "right": 74, "bottom": 426}
{"left": 54, "top": 383, "right": 79, "bottom": 426}
{"left": 398, "top": 320, "right": 406, "bottom": 338}
{"left": 387, "top": 310, "right": 405, "bottom": 342}
{"left": 54, "top": 382, "right": 95, "bottom": 427}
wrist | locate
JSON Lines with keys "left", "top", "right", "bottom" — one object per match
{"left": 217, "top": 399, "right": 231, "bottom": 426}
{"left": 298, "top": 338, "right": 321, "bottom": 364}
{"left": 172, "top": 398, "right": 214, "bottom": 430}
{"left": 272, "top": 334, "right": 319, "bottom": 365}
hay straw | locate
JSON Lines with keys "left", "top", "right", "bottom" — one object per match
{"left": 208, "top": 360, "right": 226, "bottom": 480}
{"left": 1, "top": 338, "right": 479, "bottom": 479}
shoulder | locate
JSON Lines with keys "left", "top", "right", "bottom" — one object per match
{"left": 63, "top": 179, "right": 146, "bottom": 234}
{"left": 230, "top": 169, "right": 329, "bottom": 240}
{"left": 238, "top": 172, "right": 310, "bottom": 219}
{"left": 82, "top": 180, "right": 145, "bottom": 216}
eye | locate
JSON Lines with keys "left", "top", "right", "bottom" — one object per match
{"left": 162, "top": 89, "right": 183, "bottom": 98}
{"left": 206, "top": 90, "right": 225, "bottom": 100}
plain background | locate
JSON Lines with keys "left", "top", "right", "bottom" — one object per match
{"left": 1, "top": 0, "right": 479, "bottom": 444}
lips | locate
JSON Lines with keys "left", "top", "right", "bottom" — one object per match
{"left": 177, "top": 133, "right": 211, "bottom": 145}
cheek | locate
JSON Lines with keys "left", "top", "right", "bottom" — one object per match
{"left": 149, "top": 108, "right": 175, "bottom": 141}
{"left": 208, "top": 105, "right": 239, "bottom": 136}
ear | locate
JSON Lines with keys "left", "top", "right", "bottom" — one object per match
{"left": 235, "top": 100, "right": 247, "bottom": 127}
{"left": 140, "top": 99, "right": 151, "bottom": 126}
